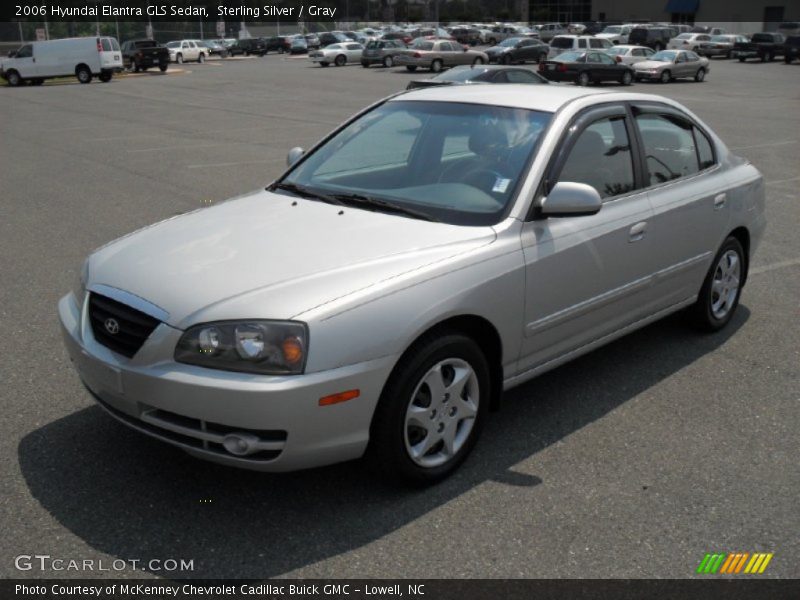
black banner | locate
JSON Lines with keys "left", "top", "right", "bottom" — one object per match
{"left": 4, "top": 579, "right": 800, "bottom": 600}
{"left": 1, "top": 0, "right": 793, "bottom": 23}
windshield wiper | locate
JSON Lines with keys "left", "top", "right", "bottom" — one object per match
{"left": 332, "top": 193, "right": 439, "bottom": 222}
{"left": 269, "top": 182, "right": 344, "bottom": 205}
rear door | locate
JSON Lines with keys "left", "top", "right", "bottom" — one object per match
{"left": 630, "top": 103, "right": 731, "bottom": 305}
{"left": 519, "top": 104, "right": 656, "bottom": 372}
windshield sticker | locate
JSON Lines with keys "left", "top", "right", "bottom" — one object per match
{"left": 492, "top": 177, "right": 511, "bottom": 193}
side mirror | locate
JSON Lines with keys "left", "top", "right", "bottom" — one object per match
{"left": 286, "top": 146, "right": 305, "bottom": 167}
{"left": 8, "top": 51, "right": 17, "bottom": 58}
{"left": 539, "top": 182, "right": 602, "bottom": 217}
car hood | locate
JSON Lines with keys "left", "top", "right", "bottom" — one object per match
{"left": 88, "top": 190, "right": 495, "bottom": 329}
{"left": 633, "top": 60, "right": 669, "bottom": 70}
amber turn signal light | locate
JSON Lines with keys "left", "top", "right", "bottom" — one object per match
{"left": 319, "top": 389, "right": 360, "bottom": 406}
{"left": 282, "top": 336, "right": 304, "bottom": 365}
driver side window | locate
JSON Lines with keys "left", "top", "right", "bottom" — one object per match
{"left": 557, "top": 116, "right": 636, "bottom": 199}
{"left": 16, "top": 44, "right": 33, "bottom": 58}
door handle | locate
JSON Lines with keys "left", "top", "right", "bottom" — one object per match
{"left": 714, "top": 193, "right": 727, "bottom": 210}
{"left": 629, "top": 221, "right": 647, "bottom": 243}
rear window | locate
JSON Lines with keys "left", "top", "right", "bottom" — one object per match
{"left": 550, "top": 37, "right": 573, "bottom": 48}
{"left": 100, "top": 39, "right": 112, "bottom": 51}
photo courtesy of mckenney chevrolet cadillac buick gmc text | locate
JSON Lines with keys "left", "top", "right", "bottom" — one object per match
{"left": 59, "top": 85, "right": 765, "bottom": 483}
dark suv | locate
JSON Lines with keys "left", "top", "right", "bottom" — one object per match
{"left": 238, "top": 38, "right": 266, "bottom": 56}
{"left": 629, "top": 27, "right": 673, "bottom": 51}
{"left": 266, "top": 36, "right": 293, "bottom": 54}
{"left": 785, "top": 35, "right": 800, "bottom": 63}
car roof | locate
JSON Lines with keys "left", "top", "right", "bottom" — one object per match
{"left": 395, "top": 84, "right": 622, "bottom": 112}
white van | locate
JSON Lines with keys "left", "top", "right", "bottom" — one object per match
{"left": 547, "top": 35, "right": 613, "bottom": 58}
{"left": 0, "top": 37, "right": 123, "bottom": 86}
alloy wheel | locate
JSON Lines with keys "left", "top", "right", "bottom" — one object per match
{"left": 404, "top": 358, "right": 479, "bottom": 469}
{"left": 710, "top": 250, "right": 741, "bottom": 320}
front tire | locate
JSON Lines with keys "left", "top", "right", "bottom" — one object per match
{"left": 621, "top": 70, "right": 633, "bottom": 85}
{"left": 176, "top": 53, "right": 184, "bottom": 64}
{"left": 430, "top": 59, "right": 443, "bottom": 73}
{"left": 695, "top": 67, "right": 705, "bottom": 82}
{"left": 6, "top": 70, "right": 22, "bottom": 86}
{"left": 660, "top": 69, "right": 671, "bottom": 83}
{"left": 472, "top": 57, "right": 484, "bottom": 66}
{"left": 383, "top": 55, "right": 394, "bottom": 68}
{"left": 335, "top": 54, "right": 346, "bottom": 67}
{"left": 159, "top": 63, "right": 168, "bottom": 72}
{"left": 577, "top": 71, "right": 590, "bottom": 86}
{"left": 367, "top": 332, "right": 490, "bottom": 484}
{"left": 198, "top": 53, "right": 205, "bottom": 64}
{"left": 688, "top": 237, "right": 745, "bottom": 332}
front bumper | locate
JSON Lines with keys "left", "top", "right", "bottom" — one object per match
{"left": 58, "top": 292, "right": 396, "bottom": 472}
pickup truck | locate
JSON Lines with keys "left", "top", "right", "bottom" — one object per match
{"left": 734, "top": 32, "right": 786, "bottom": 62}
{"left": 121, "top": 40, "right": 169, "bottom": 72}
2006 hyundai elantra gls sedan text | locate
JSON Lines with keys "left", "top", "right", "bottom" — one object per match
{"left": 60, "top": 86, "right": 765, "bottom": 482}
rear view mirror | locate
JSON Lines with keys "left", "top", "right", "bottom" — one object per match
{"left": 286, "top": 147, "right": 305, "bottom": 167}
{"left": 540, "top": 182, "right": 602, "bottom": 217}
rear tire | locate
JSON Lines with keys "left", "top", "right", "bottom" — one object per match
{"left": 176, "top": 53, "right": 184, "bottom": 64}
{"left": 406, "top": 65, "right": 417, "bottom": 72}
{"left": 738, "top": 56, "right": 746, "bottom": 62}
{"left": 472, "top": 57, "right": 484, "bottom": 66}
{"left": 76, "top": 65, "right": 92, "bottom": 84}
{"left": 366, "top": 332, "right": 491, "bottom": 484}
{"left": 159, "top": 63, "right": 168, "bottom": 72}
{"left": 132, "top": 59, "right": 140, "bottom": 73}
{"left": 361, "top": 60, "right": 370, "bottom": 68}
{"left": 688, "top": 237, "right": 745, "bottom": 332}
{"left": 577, "top": 71, "right": 590, "bottom": 86}
{"left": 430, "top": 59, "right": 443, "bottom": 73}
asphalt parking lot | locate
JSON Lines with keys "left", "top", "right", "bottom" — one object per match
{"left": 1, "top": 54, "right": 798, "bottom": 580}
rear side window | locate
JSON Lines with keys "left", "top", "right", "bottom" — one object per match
{"left": 635, "top": 113, "right": 699, "bottom": 185}
{"left": 101, "top": 39, "right": 112, "bottom": 51}
{"left": 558, "top": 116, "right": 636, "bottom": 199}
{"left": 111, "top": 38, "right": 120, "bottom": 51}
{"left": 694, "top": 127, "right": 715, "bottom": 169}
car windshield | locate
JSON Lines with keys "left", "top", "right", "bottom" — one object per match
{"left": 279, "top": 101, "right": 552, "bottom": 226}
{"left": 676, "top": 33, "right": 692, "bottom": 39}
{"left": 650, "top": 50, "right": 677, "bottom": 62}
{"left": 433, "top": 66, "right": 489, "bottom": 81}
{"left": 500, "top": 37, "right": 522, "bottom": 47}
{"left": 603, "top": 26, "right": 622, "bottom": 34}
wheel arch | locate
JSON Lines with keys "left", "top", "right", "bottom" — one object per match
{"left": 385, "top": 314, "right": 504, "bottom": 413}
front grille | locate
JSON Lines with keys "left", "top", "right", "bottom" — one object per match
{"left": 88, "top": 292, "right": 160, "bottom": 358}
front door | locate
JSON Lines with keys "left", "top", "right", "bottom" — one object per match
{"left": 11, "top": 44, "right": 37, "bottom": 77}
{"left": 518, "top": 105, "right": 657, "bottom": 374}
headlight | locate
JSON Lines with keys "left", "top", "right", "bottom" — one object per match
{"left": 175, "top": 320, "right": 308, "bottom": 375}
{"left": 73, "top": 259, "right": 89, "bottom": 308}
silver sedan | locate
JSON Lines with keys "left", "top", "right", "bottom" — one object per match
{"left": 308, "top": 42, "right": 364, "bottom": 67}
{"left": 633, "top": 49, "right": 711, "bottom": 82}
{"left": 59, "top": 86, "right": 765, "bottom": 483}
{"left": 394, "top": 39, "right": 488, "bottom": 72}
